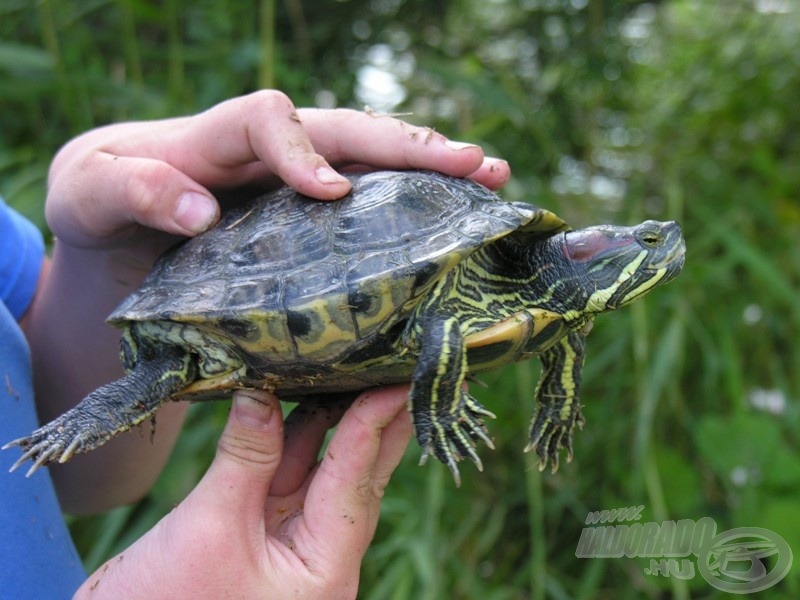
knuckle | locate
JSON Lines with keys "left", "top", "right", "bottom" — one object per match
{"left": 351, "top": 470, "right": 387, "bottom": 504}
{"left": 217, "top": 433, "right": 281, "bottom": 471}
{"left": 124, "top": 160, "right": 169, "bottom": 219}
{"left": 246, "top": 89, "right": 296, "bottom": 114}
{"left": 328, "top": 107, "right": 364, "bottom": 124}
{"left": 370, "top": 478, "right": 388, "bottom": 501}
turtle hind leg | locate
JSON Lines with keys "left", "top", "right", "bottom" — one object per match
{"left": 4, "top": 346, "right": 197, "bottom": 477}
{"left": 524, "top": 332, "right": 587, "bottom": 473}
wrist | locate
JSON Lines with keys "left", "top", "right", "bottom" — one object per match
{"left": 51, "top": 238, "right": 165, "bottom": 299}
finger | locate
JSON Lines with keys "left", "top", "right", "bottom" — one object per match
{"left": 195, "top": 390, "right": 284, "bottom": 517}
{"left": 301, "top": 385, "right": 412, "bottom": 561}
{"left": 297, "top": 109, "right": 485, "bottom": 174}
{"left": 47, "top": 153, "right": 220, "bottom": 246}
{"left": 468, "top": 158, "right": 512, "bottom": 190}
{"left": 269, "top": 401, "right": 347, "bottom": 497}
{"left": 188, "top": 100, "right": 510, "bottom": 194}
{"left": 182, "top": 90, "right": 352, "bottom": 199}
{"left": 366, "top": 395, "right": 414, "bottom": 494}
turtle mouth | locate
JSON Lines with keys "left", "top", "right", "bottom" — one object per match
{"left": 669, "top": 239, "right": 687, "bottom": 271}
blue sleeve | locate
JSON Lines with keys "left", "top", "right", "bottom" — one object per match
{"left": 0, "top": 197, "right": 45, "bottom": 320}
{"left": 0, "top": 299, "right": 87, "bottom": 598}
{"left": 0, "top": 199, "right": 85, "bottom": 597}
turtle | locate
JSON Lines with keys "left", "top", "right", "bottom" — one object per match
{"left": 5, "top": 170, "right": 685, "bottom": 484}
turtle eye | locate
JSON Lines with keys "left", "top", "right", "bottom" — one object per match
{"left": 636, "top": 220, "right": 665, "bottom": 248}
{"left": 641, "top": 232, "right": 661, "bottom": 247}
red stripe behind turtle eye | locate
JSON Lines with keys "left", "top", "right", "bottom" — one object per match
{"left": 563, "top": 229, "right": 631, "bottom": 264}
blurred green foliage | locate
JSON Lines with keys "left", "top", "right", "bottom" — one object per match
{"left": 2, "top": 0, "right": 799, "bottom": 598}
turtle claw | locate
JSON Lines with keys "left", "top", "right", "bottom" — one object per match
{"left": 31, "top": 445, "right": 62, "bottom": 476}
{"left": 414, "top": 391, "right": 494, "bottom": 486}
{"left": 465, "top": 446, "right": 484, "bottom": 473}
{"left": 5, "top": 444, "right": 33, "bottom": 475}
{"left": 6, "top": 436, "right": 63, "bottom": 477}
{"left": 61, "top": 437, "right": 84, "bottom": 464}
{"left": 1, "top": 437, "right": 24, "bottom": 454}
{"left": 471, "top": 422, "right": 496, "bottom": 451}
{"left": 5, "top": 440, "right": 51, "bottom": 477}
{"left": 419, "top": 447, "right": 468, "bottom": 488}
{"left": 4, "top": 412, "right": 93, "bottom": 476}
{"left": 446, "top": 456, "right": 463, "bottom": 488}
{"left": 524, "top": 424, "right": 567, "bottom": 474}
{"left": 525, "top": 404, "right": 585, "bottom": 474}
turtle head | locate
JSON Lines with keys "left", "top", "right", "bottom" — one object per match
{"left": 563, "top": 220, "right": 685, "bottom": 314}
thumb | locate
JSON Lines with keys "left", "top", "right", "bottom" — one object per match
{"left": 115, "top": 156, "right": 221, "bottom": 236}
{"left": 198, "top": 390, "right": 284, "bottom": 515}
{"left": 48, "top": 154, "right": 220, "bottom": 246}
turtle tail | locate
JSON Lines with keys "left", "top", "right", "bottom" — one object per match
{"left": 3, "top": 346, "right": 197, "bottom": 477}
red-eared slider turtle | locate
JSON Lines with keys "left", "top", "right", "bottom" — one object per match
{"left": 6, "top": 170, "right": 685, "bottom": 484}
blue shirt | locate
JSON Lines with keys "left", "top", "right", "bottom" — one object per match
{"left": 0, "top": 198, "right": 86, "bottom": 598}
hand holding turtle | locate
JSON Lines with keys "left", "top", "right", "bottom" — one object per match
{"left": 46, "top": 90, "right": 510, "bottom": 252}
{"left": 22, "top": 91, "right": 510, "bottom": 512}
{"left": 74, "top": 386, "right": 412, "bottom": 600}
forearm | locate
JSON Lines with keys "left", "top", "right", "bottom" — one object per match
{"left": 24, "top": 242, "right": 187, "bottom": 514}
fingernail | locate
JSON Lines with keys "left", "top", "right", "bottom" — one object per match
{"left": 315, "top": 166, "right": 348, "bottom": 185}
{"left": 175, "top": 192, "right": 218, "bottom": 234}
{"left": 444, "top": 140, "right": 480, "bottom": 152}
{"left": 233, "top": 391, "right": 276, "bottom": 429}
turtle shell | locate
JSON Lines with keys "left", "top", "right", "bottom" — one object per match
{"left": 110, "top": 170, "right": 567, "bottom": 365}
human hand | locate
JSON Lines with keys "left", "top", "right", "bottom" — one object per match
{"left": 73, "top": 386, "right": 413, "bottom": 600}
{"left": 31, "top": 91, "right": 508, "bottom": 511}
{"left": 29, "top": 91, "right": 507, "bottom": 510}
{"left": 48, "top": 90, "right": 511, "bottom": 258}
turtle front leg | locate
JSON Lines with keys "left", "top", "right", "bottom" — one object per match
{"left": 4, "top": 347, "right": 197, "bottom": 477}
{"left": 409, "top": 313, "right": 496, "bottom": 486}
{"left": 525, "top": 331, "right": 587, "bottom": 473}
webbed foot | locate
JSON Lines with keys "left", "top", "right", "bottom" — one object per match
{"left": 524, "top": 400, "right": 585, "bottom": 473}
{"left": 3, "top": 410, "right": 114, "bottom": 477}
{"left": 414, "top": 390, "right": 496, "bottom": 487}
